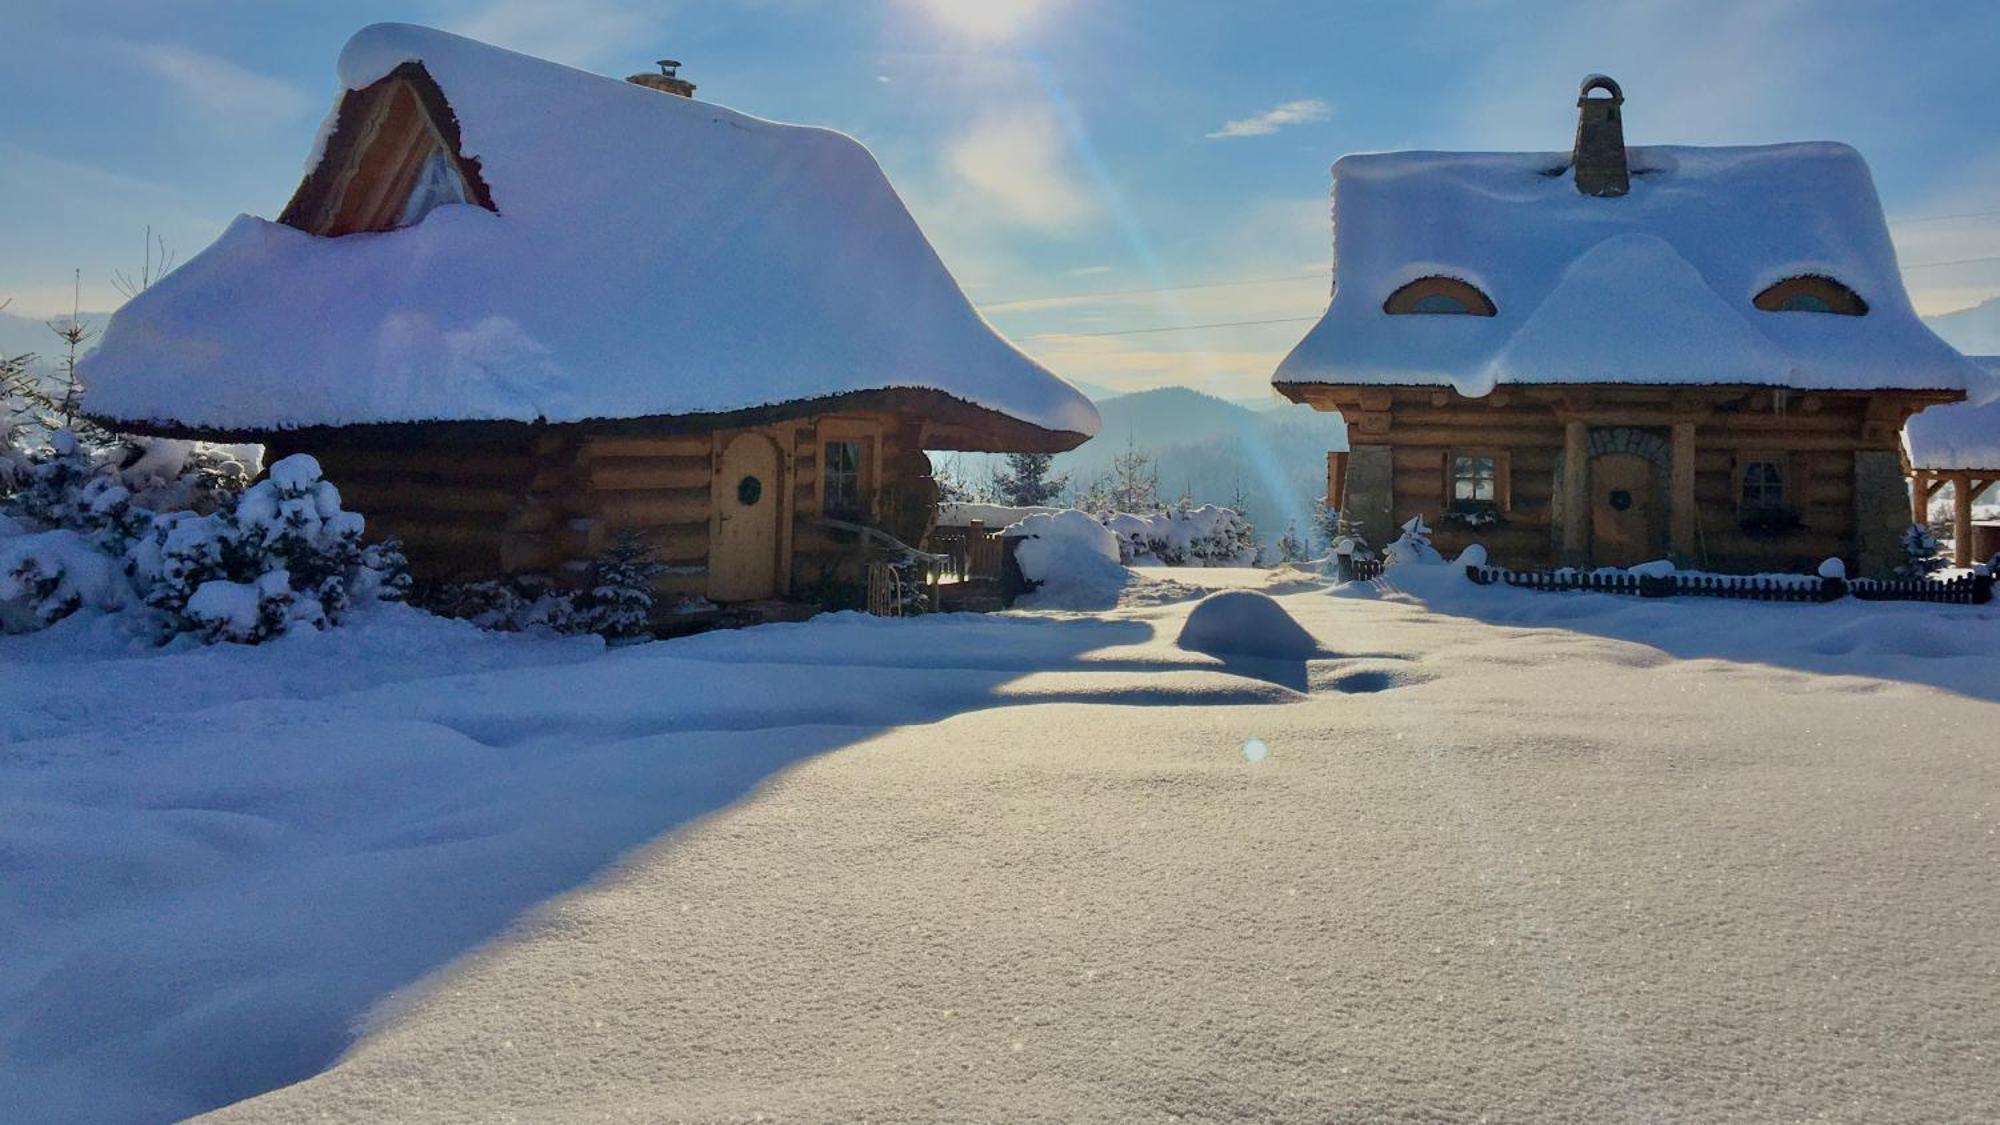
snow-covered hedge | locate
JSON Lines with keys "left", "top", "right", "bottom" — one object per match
{"left": 1099, "top": 505, "right": 1258, "bottom": 567}
{"left": 0, "top": 434, "right": 409, "bottom": 645}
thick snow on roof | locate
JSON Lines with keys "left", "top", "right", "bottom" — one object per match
{"left": 83, "top": 23, "right": 1097, "bottom": 442}
{"left": 1904, "top": 357, "right": 2000, "bottom": 470}
{"left": 1275, "top": 144, "right": 1983, "bottom": 396}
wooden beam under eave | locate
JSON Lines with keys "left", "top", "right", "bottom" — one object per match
{"left": 1954, "top": 472, "right": 1975, "bottom": 567}
{"left": 1671, "top": 421, "right": 1697, "bottom": 561}
{"left": 1563, "top": 419, "right": 1590, "bottom": 563}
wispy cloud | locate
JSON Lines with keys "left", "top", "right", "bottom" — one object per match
{"left": 1206, "top": 98, "right": 1330, "bottom": 140}
{"left": 946, "top": 112, "right": 1098, "bottom": 231}
{"left": 124, "top": 43, "right": 311, "bottom": 130}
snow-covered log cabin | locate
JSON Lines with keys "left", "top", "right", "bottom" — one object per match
{"left": 82, "top": 23, "right": 1097, "bottom": 604}
{"left": 1274, "top": 75, "right": 1983, "bottom": 577}
{"left": 1903, "top": 357, "right": 2000, "bottom": 566}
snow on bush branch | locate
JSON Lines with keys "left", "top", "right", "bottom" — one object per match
{"left": 0, "top": 432, "right": 409, "bottom": 644}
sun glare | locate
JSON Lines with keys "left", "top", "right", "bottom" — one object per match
{"left": 918, "top": 0, "right": 1055, "bottom": 40}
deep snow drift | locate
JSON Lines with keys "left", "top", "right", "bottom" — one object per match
{"left": 4, "top": 568, "right": 1997, "bottom": 1122}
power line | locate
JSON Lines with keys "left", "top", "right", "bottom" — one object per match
{"left": 1889, "top": 207, "right": 2000, "bottom": 226}
{"left": 1026, "top": 315, "right": 1322, "bottom": 340}
{"left": 1902, "top": 253, "right": 2000, "bottom": 271}
{"left": 984, "top": 270, "right": 1325, "bottom": 311}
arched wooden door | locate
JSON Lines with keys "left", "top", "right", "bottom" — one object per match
{"left": 1590, "top": 453, "right": 1660, "bottom": 568}
{"left": 710, "top": 433, "right": 783, "bottom": 602}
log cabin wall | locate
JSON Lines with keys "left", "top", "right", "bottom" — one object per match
{"left": 266, "top": 431, "right": 552, "bottom": 582}
{"left": 1293, "top": 385, "right": 1948, "bottom": 575}
{"left": 281, "top": 407, "right": 942, "bottom": 607}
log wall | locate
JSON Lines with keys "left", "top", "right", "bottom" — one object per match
{"left": 1299, "top": 385, "right": 1946, "bottom": 573}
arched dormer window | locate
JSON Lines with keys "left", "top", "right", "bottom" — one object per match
{"left": 1753, "top": 276, "right": 1868, "bottom": 316}
{"left": 1384, "top": 276, "right": 1497, "bottom": 317}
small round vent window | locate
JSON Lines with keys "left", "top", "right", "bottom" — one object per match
{"left": 1608, "top": 489, "right": 1633, "bottom": 512}
{"left": 737, "top": 475, "right": 763, "bottom": 506}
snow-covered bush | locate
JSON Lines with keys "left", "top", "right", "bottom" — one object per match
{"left": 0, "top": 443, "right": 406, "bottom": 645}
{"left": 1100, "top": 505, "right": 1257, "bottom": 567}
{"left": 1896, "top": 523, "right": 1947, "bottom": 580}
{"left": 420, "top": 536, "right": 664, "bottom": 640}
{"left": 1383, "top": 515, "right": 1442, "bottom": 567}
{"left": 578, "top": 532, "right": 663, "bottom": 639}
{"left": 0, "top": 529, "right": 128, "bottom": 630}
{"left": 1275, "top": 522, "right": 1309, "bottom": 564}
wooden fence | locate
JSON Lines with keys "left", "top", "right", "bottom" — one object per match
{"left": 928, "top": 520, "right": 1007, "bottom": 582}
{"left": 1465, "top": 564, "right": 1992, "bottom": 606}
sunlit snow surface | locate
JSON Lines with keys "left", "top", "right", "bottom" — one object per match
{"left": 3, "top": 566, "right": 1997, "bottom": 1122}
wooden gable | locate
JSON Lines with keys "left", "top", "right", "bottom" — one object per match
{"left": 278, "top": 62, "right": 496, "bottom": 238}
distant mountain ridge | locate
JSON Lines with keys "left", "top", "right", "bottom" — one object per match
{"left": 1924, "top": 297, "right": 2000, "bottom": 357}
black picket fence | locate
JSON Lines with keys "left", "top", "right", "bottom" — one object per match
{"left": 1465, "top": 564, "right": 1993, "bottom": 606}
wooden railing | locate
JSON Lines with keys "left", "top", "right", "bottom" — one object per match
{"left": 927, "top": 519, "right": 1007, "bottom": 582}
{"left": 812, "top": 516, "right": 949, "bottom": 617}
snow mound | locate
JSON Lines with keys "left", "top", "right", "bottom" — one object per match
{"left": 1003, "top": 510, "right": 1129, "bottom": 610}
{"left": 1275, "top": 143, "right": 1982, "bottom": 396}
{"left": 81, "top": 22, "right": 1098, "bottom": 444}
{"left": 1176, "top": 590, "right": 1321, "bottom": 661}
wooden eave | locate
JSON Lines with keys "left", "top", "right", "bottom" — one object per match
{"left": 90, "top": 386, "right": 1091, "bottom": 456}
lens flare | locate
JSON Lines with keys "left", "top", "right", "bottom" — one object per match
{"left": 918, "top": 0, "right": 1055, "bottom": 39}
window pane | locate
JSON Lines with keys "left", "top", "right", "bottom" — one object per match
{"left": 1453, "top": 456, "right": 1496, "bottom": 502}
{"left": 824, "top": 441, "right": 863, "bottom": 515}
{"left": 1741, "top": 461, "right": 1783, "bottom": 508}
{"left": 1412, "top": 293, "right": 1469, "bottom": 314}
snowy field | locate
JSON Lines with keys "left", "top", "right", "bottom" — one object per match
{"left": 3, "top": 567, "right": 1997, "bottom": 1122}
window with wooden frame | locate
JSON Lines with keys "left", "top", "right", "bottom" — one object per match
{"left": 1446, "top": 450, "right": 1511, "bottom": 519}
{"left": 1752, "top": 275, "right": 1868, "bottom": 316}
{"left": 1384, "top": 276, "right": 1498, "bottom": 316}
{"left": 1737, "top": 456, "right": 1786, "bottom": 511}
{"left": 823, "top": 440, "right": 866, "bottom": 518}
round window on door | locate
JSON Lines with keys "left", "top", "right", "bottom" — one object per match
{"left": 737, "top": 475, "right": 763, "bottom": 506}
{"left": 1608, "top": 489, "right": 1633, "bottom": 512}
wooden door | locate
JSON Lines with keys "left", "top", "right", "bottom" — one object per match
{"left": 1590, "top": 453, "right": 1659, "bottom": 568}
{"left": 710, "top": 433, "right": 783, "bottom": 601}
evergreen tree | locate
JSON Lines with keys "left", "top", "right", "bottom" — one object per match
{"left": 1275, "top": 522, "right": 1308, "bottom": 564}
{"left": 1107, "top": 436, "right": 1160, "bottom": 513}
{"left": 1312, "top": 498, "right": 1341, "bottom": 554}
{"left": 991, "top": 451, "right": 1068, "bottom": 507}
{"left": 581, "top": 531, "right": 664, "bottom": 639}
{"left": 1895, "top": 523, "right": 1947, "bottom": 580}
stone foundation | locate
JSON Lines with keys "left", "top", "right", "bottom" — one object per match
{"left": 1345, "top": 445, "right": 1395, "bottom": 550}
{"left": 1853, "top": 450, "right": 1910, "bottom": 579}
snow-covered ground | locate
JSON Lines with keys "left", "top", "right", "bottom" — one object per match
{"left": 4, "top": 567, "right": 1997, "bottom": 1122}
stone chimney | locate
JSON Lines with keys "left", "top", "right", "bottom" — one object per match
{"left": 1571, "top": 74, "right": 1628, "bottom": 197}
{"left": 628, "top": 59, "right": 696, "bottom": 98}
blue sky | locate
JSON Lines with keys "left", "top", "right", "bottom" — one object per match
{"left": 4, "top": 0, "right": 1999, "bottom": 399}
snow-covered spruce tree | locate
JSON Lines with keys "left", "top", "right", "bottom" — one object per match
{"left": 1383, "top": 515, "right": 1442, "bottom": 567}
{"left": 1107, "top": 437, "right": 1160, "bottom": 514}
{"left": 1895, "top": 522, "right": 1947, "bottom": 580}
{"left": 1276, "top": 522, "right": 1309, "bottom": 564}
{"left": 991, "top": 452, "right": 1069, "bottom": 507}
{"left": 579, "top": 532, "right": 664, "bottom": 639}
{"left": 1312, "top": 499, "right": 1341, "bottom": 555}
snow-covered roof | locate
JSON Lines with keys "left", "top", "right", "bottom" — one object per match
{"left": 1274, "top": 143, "right": 1983, "bottom": 397}
{"left": 1904, "top": 356, "right": 2000, "bottom": 470}
{"left": 82, "top": 23, "right": 1098, "bottom": 446}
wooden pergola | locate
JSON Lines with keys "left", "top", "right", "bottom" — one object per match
{"left": 1908, "top": 468, "right": 1998, "bottom": 567}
